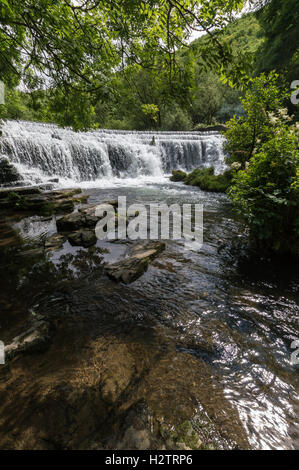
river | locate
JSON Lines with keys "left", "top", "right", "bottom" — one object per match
{"left": 0, "top": 122, "right": 298, "bottom": 450}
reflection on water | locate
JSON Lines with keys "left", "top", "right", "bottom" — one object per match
{"left": 0, "top": 182, "right": 298, "bottom": 450}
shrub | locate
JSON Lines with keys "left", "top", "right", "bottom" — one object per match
{"left": 228, "top": 129, "right": 299, "bottom": 254}
{"left": 225, "top": 73, "right": 299, "bottom": 254}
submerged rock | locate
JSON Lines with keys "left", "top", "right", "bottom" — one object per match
{"left": 67, "top": 229, "right": 97, "bottom": 248}
{"left": 44, "top": 233, "right": 66, "bottom": 252}
{"left": 106, "top": 240, "right": 165, "bottom": 283}
{"left": 4, "top": 316, "right": 51, "bottom": 361}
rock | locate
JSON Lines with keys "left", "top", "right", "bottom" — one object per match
{"left": 0, "top": 185, "right": 42, "bottom": 200}
{"left": 4, "top": 316, "right": 51, "bottom": 361}
{"left": 78, "top": 200, "right": 118, "bottom": 217}
{"left": 102, "top": 199, "right": 118, "bottom": 209}
{"left": 100, "top": 343, "right": 135, "bottom": 404}
{"left": 81, "top": 230, "right": 97, "bottom": 247}
{"left": 0, "top": 186, "right": 85, "bottom": 214}
{"left": 18, "top": 194, "right": 74, "bottom": 213}
{"left": 22, "top": 194, "right": 51, "bottom": 208}
{"left": 44, "top": 233, "right": 66, "bottom": 251}
{"left": 19, "top": 246, "right": 45, "bottom": 258}
{"left": 49, "top": 188, "right": 82, "bottom": 200}
{"left": 106, "top": 240, "right": 165, "bottom": 284}
{"left": 48, "top": 178, "right": 59, "bottom": 183}
{"left": 0, "top": 157, "right": 21, "bottom": 185}
{"left": 50, "top": 199, "right": 75, "bottom": 213}
{"left": 57, "top": 206, "right": 102, "bottom": 232}
{"left": 56, "top": 212, "right": 86, "bottom": 231}
{"left": 130, "top": 240, "right": 165, "bottom": 260}
{"left": 119, "top": 427, "right": 151, "bottom": 450}
{"left": 51, "top": 133, "right": 62, "bottom": 140}
{"left": 170, "top": 170, "right": 187, "bottom": 182}
{"left": 67, "top": 229, "right": 97, "bottom": 248}
{"left": 78, "top": 204, "right": 98, "bottom": 216}
{"left": 106, "top": 256, "right": 150, "bottom": 284}
{"left": 0, "top": 221, "right": 19, "bottom": 248}
{"left": 175, "top": 442, "right": 192, "bottom": 451}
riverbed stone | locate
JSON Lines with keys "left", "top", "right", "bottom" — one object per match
{"left": 56, "top": 212, "right": 86, "bottom": 231}
{"left": 118, "top": 427, "right": 151, "bottom": 450}
{"left": 106, "top": 240, "right": 166, "bottom": 283}
{"left": 44, "top": 233, "right": 66, "bottom": 251}
{"left": 67, "top": 229, "right": 97, "bottom": 248}
{"left": 57, "top": 202, "right": 112, "bottom": 232}
{"left": 4, "top": 316, "right": 51, "bottom": 361}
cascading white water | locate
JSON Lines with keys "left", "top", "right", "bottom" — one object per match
{"left": 0, "top": 120, "right": 227, "bottom": 187}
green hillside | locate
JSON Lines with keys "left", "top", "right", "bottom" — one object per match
{"left": 192, "top": 12, "right": 265, "bottom": 56}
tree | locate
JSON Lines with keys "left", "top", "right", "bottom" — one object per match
{"left": 229, "top": 128, "right": 299, "bottom": 254}
{"left": 0, "top": 1, "right": 247, "bottom": 92}
{"left": 224, "top": 72, "right": 289, "bottom": 168}
{"left": 226, "top": 73, "right": 299, "bottom": 254}
{"left": 256, "top": 0, "right": 299, "bottom": 73}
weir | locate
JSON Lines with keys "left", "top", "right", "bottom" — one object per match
{"left": 0, "top": 120, "right": 227, "bottom": 185}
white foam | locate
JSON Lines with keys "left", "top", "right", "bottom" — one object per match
{"left": 0, "top": 120, "right": 228, "bottom": 186}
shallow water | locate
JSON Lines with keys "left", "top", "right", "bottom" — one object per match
{"left": 0, "top": 180, "right": 298, "bottom": 450}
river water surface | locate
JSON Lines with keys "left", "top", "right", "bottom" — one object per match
{"left": 0, "top": 178, "right": 298, "bottom": 450}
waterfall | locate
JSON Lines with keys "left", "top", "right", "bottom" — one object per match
{"left": 0, "top": 120, "right": 227, "bottom": 186}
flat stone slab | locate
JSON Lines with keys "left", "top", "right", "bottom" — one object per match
{"left": 0, "top": 186, "right": 88, "bottom": 215}
{"left": 0, "top": 185, "right": 43, "bottom": 199}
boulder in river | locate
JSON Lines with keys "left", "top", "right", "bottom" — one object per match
{"left": 56, "top": 211, "right": 86, "bottom": 231}
{"left": 57, "top": 200, "right": 119, "bottom": 232}
{"left": 67, "top": 229, "right": 97, "bottom": 248}
{"left": 106, "top": 240, "right": 165, "bottom": 283}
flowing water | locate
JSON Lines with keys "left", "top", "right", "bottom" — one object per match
{"left": 0, "top": 122, "right": 298, "bottom": 450}
{"left": 0, "top": 120, "right": 227, "bottom": 186}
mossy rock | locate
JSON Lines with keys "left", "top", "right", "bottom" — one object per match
{"left": 185, "top": 167, "right": 232, "bottom": 193}
{"left": 170, "top": 170, "right": 187, "bottom": 182}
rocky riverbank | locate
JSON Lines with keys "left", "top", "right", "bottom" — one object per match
{"left": 0, "top": 185, "right": 88, "bottom": 213}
